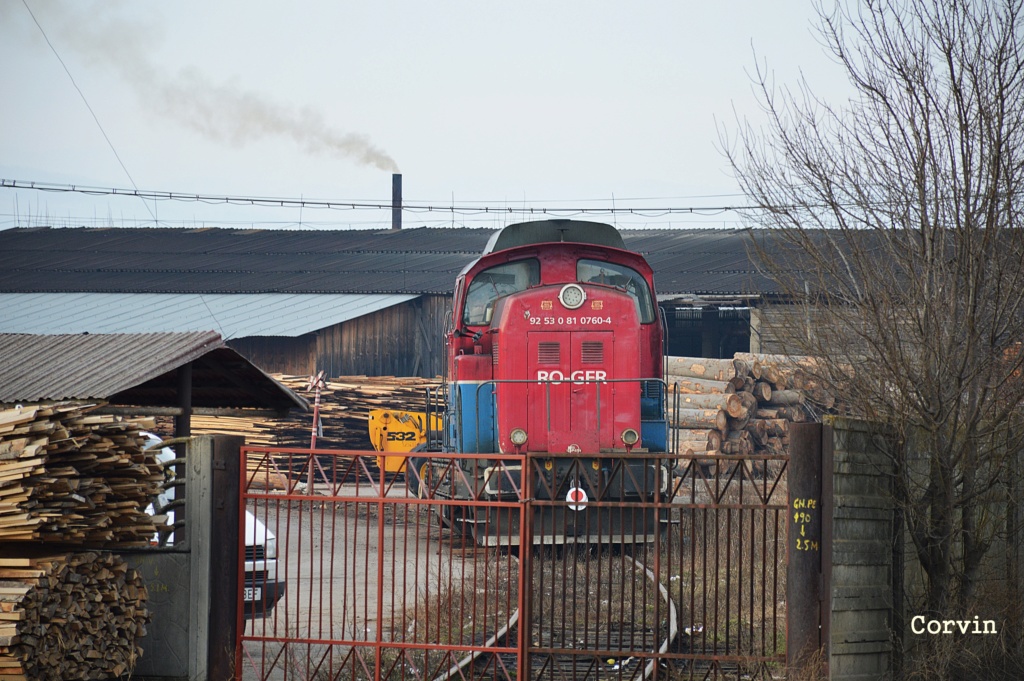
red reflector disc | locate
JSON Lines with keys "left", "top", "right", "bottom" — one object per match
{"left": 566, "top": 487, "right": 588, "bottom": 511}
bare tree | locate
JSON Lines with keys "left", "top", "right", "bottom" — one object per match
{"left": 724, "top": 0, "right": 1024, "bottom": 616}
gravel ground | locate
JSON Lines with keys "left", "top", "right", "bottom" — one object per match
{"left": 238, "top": 482, "right": 482, "bottom": 680}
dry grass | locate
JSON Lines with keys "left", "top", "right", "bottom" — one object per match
{"left": 785, "top": 645, "right": 828, "bottom": 681}
{"left": 659, "top": 466, "right": 789, "bottom": 664}
{"left": 303, "top": 550, "right": 520, "bottom": 681}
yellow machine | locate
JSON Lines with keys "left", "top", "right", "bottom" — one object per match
{"left": 368, "top": 409, "right": 443, "bottom": 473}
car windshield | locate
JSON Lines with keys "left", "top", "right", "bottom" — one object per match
{"left": 463, "top": 259, "right": 540, "bottom": 325}
{"left": 577, "top": 259, "right": 656, "bottom": 323}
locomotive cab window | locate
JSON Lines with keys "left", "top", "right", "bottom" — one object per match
{"left": 577, "top": 259, "right": 656, "bottom": 323}
{"left": 463, "top": 259, "right": 540, "bottom": 325}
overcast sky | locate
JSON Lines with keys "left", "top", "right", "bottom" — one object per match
{"left": 0, "top": 1, "right": 851, "bottom": 231}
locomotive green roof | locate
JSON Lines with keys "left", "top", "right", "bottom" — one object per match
{"left": 482, "top": 220, "right": 627, "bottom": 254}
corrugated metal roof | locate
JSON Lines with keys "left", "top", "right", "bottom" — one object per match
{"left": 0, "top": 226, "right": 780, "bottom": 296}
{"left": 0, "top": 332, "right": 307, "bottom": 410}
{"left": 0, "top": 293, "right": 419, "bottom": 338}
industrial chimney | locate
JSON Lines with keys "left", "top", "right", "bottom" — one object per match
{"left": 392, "top": 173, "right": 402, "bottom": 230}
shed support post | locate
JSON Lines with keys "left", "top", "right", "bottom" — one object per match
{"left": 701, "top": 306, "right": 720, "bottom": 358}
{"left": 174, "top": 362, "right": 193, "bottom": 439}
{"left": 187, "top": 435, "right": 241, "bottom": 681}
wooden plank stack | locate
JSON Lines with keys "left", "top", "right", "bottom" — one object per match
{"left": 187, "top": 375, "right": 443, "bottom": 487}
{"left": 666, "top": 353, "right": 836, "bottom": 464}
{"left": 0, "top": 552, "right": 148, "bottom": 681}
{"left": 0, "top": 403, "right": 164, "bottom": 545}
{"left": 190, "top": 374, "right": 442, "bottom": 450}
{"left": 0, "top": 402, "right": 158, "bottom": 679}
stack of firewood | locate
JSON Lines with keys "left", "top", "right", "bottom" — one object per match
{"left": 665, "top": 353, "right": 835, "bottom": 465}
{"left": 0, "top": 552, "right": 148, "bottom": 680}
{"left": 0, "top": 402, "right": 157, "bottom": 679}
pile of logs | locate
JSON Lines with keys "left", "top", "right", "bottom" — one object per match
{"left": 0, "top": 402, "right": 157, "bottom": 679}
{"left": 666, "top": 353, "right": 836, "bottom": 466}
{"left": 0, "top": 552, "right": 148, "bottom": 680}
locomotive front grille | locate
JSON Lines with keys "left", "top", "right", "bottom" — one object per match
{"left": 581, "top": 341, "right": 604, "bottom": 364}
{"left": 537, "top": 341, "right": 561, "bottom": 364}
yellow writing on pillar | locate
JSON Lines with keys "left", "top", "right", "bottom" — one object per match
{"left": 792, "top": 498, "right": 820, "bottom": 552}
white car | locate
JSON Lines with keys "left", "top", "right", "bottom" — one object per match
{"left": 142, "top": 433, "right": 285, "bottom": 617}
{"left": 242, "top": 511, "right": 285, "bottom": 616}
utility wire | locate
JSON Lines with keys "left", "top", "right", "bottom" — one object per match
{"left": 18, "top": 2, "right": 229, "bottom": 335}
{"left": 0, "top": 179, "right": 752, "bottom": 217}
{"left": 0, "top": 211, "right": 746, "bottom": 231}
{"left": 19, "top": 0, "right": 157, "bottom": 223}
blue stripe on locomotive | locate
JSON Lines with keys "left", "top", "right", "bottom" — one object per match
{"left": 641, "top": 380, "right": 668, "bottom": 452}
{"left": 448, "top": 381, "right": 497, "bottom": 453}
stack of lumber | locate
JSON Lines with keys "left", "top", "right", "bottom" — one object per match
{"left": 279, "top": 374, "right": 444, "bottom": 449}
{"left": 666, "top": 353, "right": 836, "bottom": 465}
{"left": 190, "top": 374, "right": 442, "bottom": 450}
{"left": 187, "top": 375, "right": 442, "bottom": 487}
{"left": 0, "top": 403, "right": 163, "bottom": 545}
{"left": 0, "top": 552, "right": 149, "bottom": 680}
{"left": 187, "top": 413, "right": 280, "bottom": 448}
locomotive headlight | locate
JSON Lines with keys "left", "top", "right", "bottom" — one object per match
{"left": 510, "top": 428, "right": 528, "bottom": 446}
{"left": 621, "top": 428, "right": 640, "bottom": 447}
{"left": 558, "top": 283, "right": 586, "bottom": 310}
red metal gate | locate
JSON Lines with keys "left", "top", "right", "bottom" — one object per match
{"left": 237, "top": 448, "right": 526, "bottom": 681}
{"left": 236, "top": 447, "right": 788, "bottom": 680}
{"left": 518, "top": 451, "right": 789, "bottom": 680}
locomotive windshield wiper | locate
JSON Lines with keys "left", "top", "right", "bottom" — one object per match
{"left": 451, "top": 327, "right": 484, "bottom": 342}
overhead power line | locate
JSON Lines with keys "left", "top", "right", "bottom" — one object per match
{"left": 19, "top": 1, "right": 156, "bottom": 222}
{"left": 0, "top": 179, "right": 750, "bottom": 217}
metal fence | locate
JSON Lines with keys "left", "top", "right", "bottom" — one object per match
{"left": 237, "top": 447, "right": 788, "bottom": 681}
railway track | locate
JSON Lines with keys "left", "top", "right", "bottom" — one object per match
{"left": 432, "top": 554, "right": 678, "bottom": 681}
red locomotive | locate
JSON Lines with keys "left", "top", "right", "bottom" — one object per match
{"left": 415, "top": 219, "right": 670, "bottom": 545}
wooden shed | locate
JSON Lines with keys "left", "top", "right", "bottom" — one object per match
{"left": 0, "top": 331, "right": 308, "bottom": 436}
